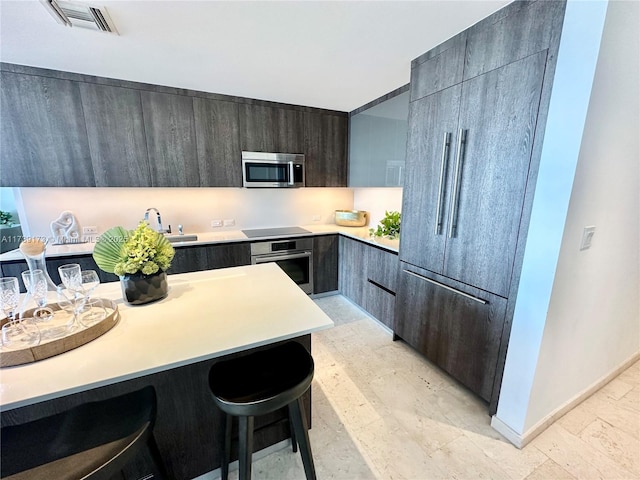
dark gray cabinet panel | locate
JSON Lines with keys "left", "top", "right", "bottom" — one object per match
{"left": 193, "top": 98, "right": 242, "bottom": 186}
{"left": 313, "top": 235, "right": 339, "bottom": 294}
{"left": 365, "top": 282, "right": 395, "bottom": 329}
{"left": 338, "top": 236, "right": 368, "bottom": 307}
{"left": 399, "top": 85, "right": 461, "bottom": 274}
{"left": 141, "top": 91, "right": 199, "bottom": 186}
{"left": 443, "top": 51, "right": 546, "bottom": 297}
{"left": 394, "top": 264, "right": 507, "bottom": 401}
{"left": 464, "top": 0, "right": 564, "bottom": 80}
{"left": 410, "top": 34, "right": 466, "bottom": 101}
{"left": 170, "top": 243, "right": 251, "bottom": 274}
{"left": 304, "top": 113, "right": 347, "bottom": 187}
{"left": 239, "top": 104, "right": 304, "bottom": 154}
{"left": 366, "top": 245, "right": 398, "bottom": 292}
{"left": 80, "top": 83, "right": 151, "bottom": 187}
{"left": 0, "top": 72, "right": 94, "bottom": 187}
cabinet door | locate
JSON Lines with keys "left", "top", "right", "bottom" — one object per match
{"left": 239, "top": 104, "right": 304, "bottom": 154}
{"left": 410, "top": 34, "right": 466, "bottom": 101}
{"left": 80, "top": 83, "right": 151, "bottom": 187}
{"left": 193, "top": 98, "right": 242, "bottom": 187}
{"left": 366, "top": 246, "right": 398, "bottom": 292}
{"left": 443, "top": 51, "right": 546, "bottom": 297}
{"left": 141, "top": 91, "right": 199, "bottom": 186}
{"left": 399, "top": 85, "right": 461, "bottom": 273}
{"left": 394, "top": 264, "right": 507, "bottom": 401}
{"left": 304, "top": 113, "right": 347, "bottom": 187}
{"left": 205, "top": 243, "right": 251, "bottom": 270}
{"left": 169, "top": 245, "right": 210, "bottom": 274}
{"left": 338, "top": 236, "right": 367, "bottom": 307}
{"left": 365, "top": 282, "right": 395, "bottom": 329}
{"left": 464, "top": 0, "right": 565, "bottom": 80}
{"left": 0, "top": 72, "right": 94, "bottom": 187}
{"left": 313, "top": 235, "right": 338, "bottom": 294}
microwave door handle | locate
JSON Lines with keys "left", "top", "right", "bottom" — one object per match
{"left": 288, "top": 161, "right": 295, "bottom": 186}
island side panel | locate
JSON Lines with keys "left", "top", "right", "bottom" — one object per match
{"left": 1, "top": 335, "right": 312, "bottom": 480}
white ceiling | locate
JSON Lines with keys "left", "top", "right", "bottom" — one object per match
{"left": 0, "top": 0, "right": 511, "bottom": 112}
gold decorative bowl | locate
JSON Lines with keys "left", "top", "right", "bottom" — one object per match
{"left": 335, "top": 210, "right": 368, "bottom": 227}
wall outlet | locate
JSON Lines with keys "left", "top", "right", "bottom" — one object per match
{"left": 223, "top": 219, "right": 235, "bottom": 227}
{"left": 312, "top": 215, "right": 321, "bottom": 222}
{"left": 83, "top": 226, "right": 98, "bottom": 235}
{"left": 211, "top": 220, "right": 222, "bottom": 228}
{"left": 580, "top": 226, "right": 596, "bottom": 250}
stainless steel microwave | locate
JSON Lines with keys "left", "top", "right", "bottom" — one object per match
{"left": 242, "top": 151, "right": 305, "bottom": 188}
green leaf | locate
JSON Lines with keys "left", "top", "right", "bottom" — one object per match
{"left": 92, "top": 226, "right": 129, "bottom": 274}
{"left": 370, "top": 210, "right": 401, "bottom": 239}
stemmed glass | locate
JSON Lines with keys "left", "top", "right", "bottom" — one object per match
{"left": 78, "top": 270, "right": 105, "bottom": 326}
{"left": 58, "top": 264, "right": 82, "bottom": 291}
{"left": 21, "top": 269, "right": 54, "bottom": 321}
{"left": 0, "top": 277, "right": 20, "bottom": 321}
{"left": 56, "top": 283, "right": 86, "bottom": 333}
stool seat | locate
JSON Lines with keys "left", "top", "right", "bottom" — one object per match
{"left": 1, "top": 386, "right": 168, "bottom": 480}
{"left": 209, "top": 341, "right": 316, "bottom": 480}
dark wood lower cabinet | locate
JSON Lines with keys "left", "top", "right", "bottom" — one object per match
{"left": 394, "top": 263, "right": 507, "bottom": 402}
{"left": 169, "top": 242, "right": 251, "bottom": 275}
{"left": 0, "top": 336, "right": 312, "bottom": 480}
{"left": 313, "top": 235, "right": 338, "bottom": 294}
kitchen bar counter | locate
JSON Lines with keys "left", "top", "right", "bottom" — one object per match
{"left": 0, "top": 224, "right": 399, "bottom": 262}
{"left": 0, "top": 263, "right": 333, "bottom": 411}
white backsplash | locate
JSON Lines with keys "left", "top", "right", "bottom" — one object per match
{"left": 353, "top": 187, "right": 403, "bottom": 230}
{"left": 16, "top": 187, "right": 354, "bottom": 239}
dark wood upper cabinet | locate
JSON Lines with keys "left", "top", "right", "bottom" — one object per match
{"left": 193, "top": 97, "right": 242, "bottom": 187}
{"left": 141, "top": 91, "right": 199, "bottom": 187}
{"left": 410, "top": 34, "right": 466, "bottom": 101}
{"left": 0, "top": 72, "right": 94, "bottom": 187}
{"left": 80, "top": 83, "right": 151, "bottom": 187}
{"left": 238, "top": 104, "right": 304, "bottom": 154}
{"left": 303, "top": 112, "right": 347, "bottom": 187}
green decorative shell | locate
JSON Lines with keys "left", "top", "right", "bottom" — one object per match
{"left": 92, "top": 226, "right": 129, "bottom": 274}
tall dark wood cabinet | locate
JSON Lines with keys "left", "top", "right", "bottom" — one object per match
{"left": 0, "top": 72, "right": 94, "bottom": 187}
{"left": 140, "top": 91, "right": 199, "bottom": 187}
{"left": 304, "top": 113, "right": 348, "bottom": 187}
{"left": 79, "top": 83, "right": 151, "bottom": 186}
{"left": 313, "top": 235, "right": 339, "bottom": 294}
{"left": 193, "top": 98, "right": 242, "bottom": 186}
{"left": 339, "top": 236, "right": 368, "bottom": 307}
{"left": 395, "top": 0, "right": 567, "bottom": 410}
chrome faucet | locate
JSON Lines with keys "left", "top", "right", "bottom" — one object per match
{"left": 144, "top": 208, "right": 171, "bottom": 234}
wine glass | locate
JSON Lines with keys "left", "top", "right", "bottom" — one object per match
{"left": 1, "top": 319, "right": 41, "bottom": 350}
{"left": 56, "top": 283, "right": 85, "bottom": 335}
{"left": 58, "top": 264, "right": 82, "bottom": 291}
{"left": 0, "top": 277, "right": 20, "bottom": 321}
{"left": 78, "top": 270, "right": 104, "bottom": 326}
{"left": 21, "top": 269, "right": 54, "bottom": 321}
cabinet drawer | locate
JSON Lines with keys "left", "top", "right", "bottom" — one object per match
{"left": 366, "top": 246, "right": 399, "bottom": 292}
{"left": 365, "top": 280, "right": 395, "bottom": 329}
{"left": 394, "top": 264, "right": 507, "bottom": 401}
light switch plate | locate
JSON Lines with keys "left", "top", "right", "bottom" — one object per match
{"left": 580, "top": 226, "right": 596, "bottom": 250}
{"left": 211, "top": 220, "right": 222, "bottom": 228}
{"left": 223, "top": 219, "right": 235, "bottom": 227}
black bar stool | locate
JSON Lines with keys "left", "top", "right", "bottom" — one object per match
{"left": 208, "top": 341, "right": 316, "bottom": 480}
{"left": 1, "top": 385, "right": 169, "bottom": 480}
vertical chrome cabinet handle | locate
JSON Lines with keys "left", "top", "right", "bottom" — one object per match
{"left": 288, "top": 161, "right": 295, "bottom": 186}
{"left": 448, "top": 129, "right": 467, "bottom": 238}
{"left": 434, "top": 132, "right": 451, "bottom": 235}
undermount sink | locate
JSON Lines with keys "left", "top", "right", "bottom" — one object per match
{"left": 165, "top": 234, "right": 198, "bottom": 243}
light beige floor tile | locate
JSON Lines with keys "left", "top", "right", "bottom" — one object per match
{"left": 524, "top": 458, "right": 576, "bottom": 480}
{"left": 599, "top": 378, "right": 635, "bottom": 400}
{"left": 532, "top": 423, "right": 637, "bottom": 479}
{"left": 462, "top": 429, "right": 548, "bottom": 479}
{"left": 579, "top": 418, "right": 640, "bottom": 476}
{"left": 427, "top": 435, "right": 512, "bottom": 480}
{"left": 616, "top": 386, "right": 640, "bottom": 413}
{"left": 557, "top": 394, "right": 600, "bottom": 435}
{"left": 617, "top": 361, "right": 640, "bottom": 387}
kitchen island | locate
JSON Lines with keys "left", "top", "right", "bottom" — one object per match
{"left": 0, "top": 263, "right": 334, "bottom": 479}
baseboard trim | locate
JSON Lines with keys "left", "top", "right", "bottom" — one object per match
{"left": 492, "top": 350, "right": 640, "bottom": 448}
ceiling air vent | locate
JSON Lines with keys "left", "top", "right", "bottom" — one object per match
{"left": 41, "top": 0, "right": 118, "bottom": 34}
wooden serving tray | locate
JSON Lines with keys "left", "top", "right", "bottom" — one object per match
{"left": 0, "top": 299, "right": 119, "bottom": 368}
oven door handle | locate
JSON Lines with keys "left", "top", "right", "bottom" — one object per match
{"left": 253, "top": 251, "right": 312, "bottom": 263}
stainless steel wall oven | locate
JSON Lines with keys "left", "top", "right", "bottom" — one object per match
{"left": 250, "top": 238, "right": 314, "bottom": 294}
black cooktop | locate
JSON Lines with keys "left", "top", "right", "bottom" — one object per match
{"left": 242, "top": 226, "right": 311, "bottom": 239}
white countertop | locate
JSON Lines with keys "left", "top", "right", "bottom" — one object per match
{"left": 0, "top": 224, "right": 399, "bottom": 262}
{"left": 0, "top": 263, "right": 334, "bottom": 411}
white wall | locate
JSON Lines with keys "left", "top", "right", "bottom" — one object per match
{"left": 495, "top": 0, "right": 639, "bottom": 443}
{"left": 16, "top": 187, "right": 353, "bottom": 239}
{"left": 353, "top": 188, "right": 403, "bottom": 229}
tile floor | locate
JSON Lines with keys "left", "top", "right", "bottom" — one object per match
{"left": 241, "top": 294, "right": 640, "bottom": 480}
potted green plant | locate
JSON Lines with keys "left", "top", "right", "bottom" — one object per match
{"left": 93, "top": 221, "right": 175, "bottom": 305}
{"left": 369, "top": 210, "right": 401, "bottom": 239}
